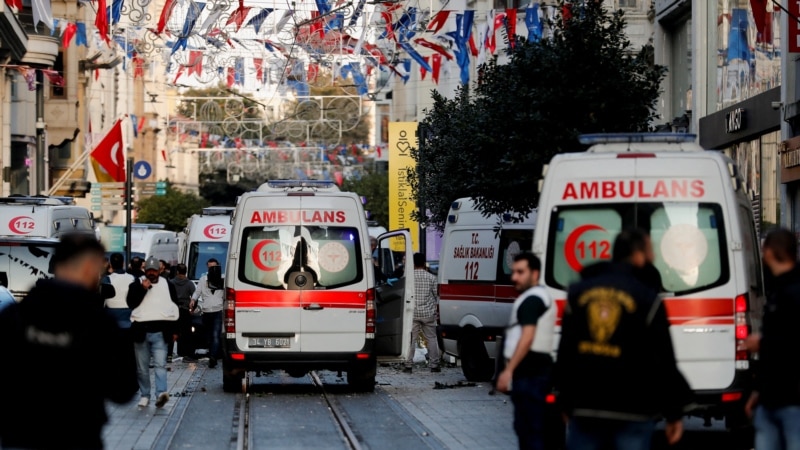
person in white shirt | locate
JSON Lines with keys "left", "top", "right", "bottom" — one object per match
{"left": 191, "top": 258, "right": 224, "bottom": 368}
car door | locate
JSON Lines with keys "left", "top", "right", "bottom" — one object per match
{"left": 374, "top": 230, "right": 415, "bottom": 358}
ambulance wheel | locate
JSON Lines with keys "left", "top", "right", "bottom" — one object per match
{"left": 459, "top": 334, "right": 493, "bottom": 382}
{"left": 222, "top": 361, "right": 245, "bottom": 393}
{"left": 347, "top": 360, "right": 377, "bottom": 393}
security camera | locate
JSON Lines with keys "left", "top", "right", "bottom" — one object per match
{"left": 772, "top": 101, "right": 782, "bottom": 110}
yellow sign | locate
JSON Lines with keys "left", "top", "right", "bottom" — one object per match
{"left": 388, "top": 122, "right": 419, "bottom": 252}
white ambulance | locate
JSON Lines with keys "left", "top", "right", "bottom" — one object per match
{"left": 223, "top": 180, "right": 415, "bottom": 392}
{"left": 180, "top": 206, "right": 234, "bottom": 282}
{"left": 0, "top": 196, "right": 95, "bottom": 300}
{"left": 438, "top": 198, "right": 536, "bottom": 381}
{"left": 129, "top": 224, "right": 179, "bottom": 265}
{"left": 534, "top": 133, "right": 763, "bottom": 428}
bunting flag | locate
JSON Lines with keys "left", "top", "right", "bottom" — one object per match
{"left": 271, "top": 9, "right": 293, "bottom": 35}
{"left": 427, "top": 10, "right": 450, "bottom": 33}
{"left": 227, "top": 67, "right": 235, "bottom": 87}
{"left": 253, "top": 58, "right": 263, "bottom": 83}
{"left": 401, "top": 59, "right": 411, "bottom": 84}
{"left": 414, "top": 38, "right": 453, "bottom": 60}
{"left": 340, "top": 62, "right": 368, "bottom": 95}
{"left": 75, "top": 22, "right": 88, "bottom": 46}
{"left": 448, "top": 10, "right": 474, "bottom": 85}
{"left": 90, "top": 118, "right": 126, "bottom": 183}
{"left": 173, "top": 66, "right": 185, "bottom": 84}
{"left": 62, "top": 22, "right": 77, "bottom": 47}
{"left": 468, "top": 34, "right": 479, "bottom": 57}
{"left": 132, "top": 53, "right": 145, "bottom": 78}
{"left": 130, "top": 114, "right": 138, "bottom": 138}
{"left": 111, "top": 0, "right": 122, "bottom": 23}
{"left": 172, "top": 2, "right": 206, "bottom": 53}
{"left": 138, "top": 116, "right": 146, "bottom": 133}
{"left": 4, "top": 0, "right": 22, "bottom": 12}
{"left": 227, "top": 0, "right": 252, "bottom": 32}
{"left": 314, "top": 0, "right": 331, "bottom": 15}
{"left": 380, "top": 12, "right": 394, "bottom": 40}
{"left": 156, "top": 0, "right": 175, "bottom": 34}
{"left": 431, "top": 53, "right": 442, "bottom": 84}
{"left": 420, "top": 56, "right": 429, "bottom": 80}
{"left": 399, "top": 42, "right": 432, "bottom": 73}
{"left": 505, "top": 8, "right": 517, "bottom": 48}
{"left": 23, "top": 68, "right": 36, "bottom": 91}
{"left": 525, "top": 3, "right": 541, "bottom": 42}
{"left": 198, "top": 5, "right": 223, "bottom": 35}
{"left": 95, "top": 0, "right": 110, "bottom": 43}
{"left": 349, "top": 0, "right": 365, "bottom": 26}
{"left": 247, "top": 8, "right": 273, "bottom": 33}
{"left": 188, "top": 50, "right": 203, "bottom": 75}
{"left": 307, "top": 63, "right": 319, "bottom": 82}
{"left": 31, "top": 0, "right": 54, "bottom": 31}
{"left": 234, "top": 57, "right": 245, "bottom": 85}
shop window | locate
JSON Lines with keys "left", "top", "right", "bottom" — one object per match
{"left": 51, "top": 51, "right": 65, "bottom": 98}
{"left": 617, "top": 0, "right": 638, "bottom": 9}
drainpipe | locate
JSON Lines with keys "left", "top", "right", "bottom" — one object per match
{"left": 35, "top": 69, "right": 45, "bottom": 195}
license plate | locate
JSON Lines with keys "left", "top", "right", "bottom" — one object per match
{"left": 248, "top": 337, "right": 291, "bottom": 348}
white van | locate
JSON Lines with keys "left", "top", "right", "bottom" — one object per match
{"left": 534, "top": 133, "right": 764, "bottom": 428}
{"left": 437, "top": 198, "right": 536, "bottom": 381}
{"left": 180, "top": 207, "right": 234, "bottom": 282}
{"left": 0, "top": 196, "right": 95, "bottom": 299}
{"left": 223, "top": 180, "right": 415, "bottom": 392}
{"left": 129, "top": 224, "right": 179, "bottom": 265}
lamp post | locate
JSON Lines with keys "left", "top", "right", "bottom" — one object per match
{"left": 34, "top": 68, "right": 46, "bottom": 195}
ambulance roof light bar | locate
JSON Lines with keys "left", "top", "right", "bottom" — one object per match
{"left": 0, "top": 196, "right": 73, "bottom": 206}
{"left": 579, "top": 133, "right": 697, "bottom": 145}
{"left": 202, "top": 206, "right": 234, "bottom": 216}
{"left": 266, "top": 180, "right": 338, "bottom": 189}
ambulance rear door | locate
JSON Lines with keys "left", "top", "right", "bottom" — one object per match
{"left": 374, "top": 230, "right": 415, "bottom": 359}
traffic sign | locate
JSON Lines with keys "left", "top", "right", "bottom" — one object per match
{"left": 94, "top": 182, "right": 126, "bottom": 188}
{"left": 133, "top": 161, "right": 152, "bottom": 180}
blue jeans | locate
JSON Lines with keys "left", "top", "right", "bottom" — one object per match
{"left": 510, "top": 375, "right": 549, "bottom": 450}
{"left": 134, "top": 331, "right": 168, "bottom": 398}
{"left": 203, "top": 310, "right": 223, "bottom": 359}
{"left": 567, "top": 417, "right": 656, "bottom": 450}
{"left": 755, "top": 405, "right": 800, "bottom": 450}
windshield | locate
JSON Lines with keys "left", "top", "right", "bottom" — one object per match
{"left": 0, "top": 243, "right": 55, "bottom": 298}
{"left": 546, "top": 202, "right": 729, "bottom": 296}
{"left": 188, "top": 242, "right": 230, "bottom": 280}
{"left": 240, "top": 225, "right": 362, "bottom": 290}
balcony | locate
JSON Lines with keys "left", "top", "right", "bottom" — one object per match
{"left": 0, "top": 1, "right": 27, "bottom": 61}
{"left": 17, "top": 8, "right": 58, "bottom": 66}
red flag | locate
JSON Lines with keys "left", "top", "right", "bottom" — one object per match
{"left": 307, "top": 63, "right": 319, "bottom": 82}
{"left": 505, "top": 8, "right": 517, "bottom": 49}
{"left": 468, "top": 35, "right": 479, "bottom": 57}
{"left": 381, "top": 12, "right": 394, "bottom": 41}
{"left": 376, "top": 146, "right": 382, "bottom": 158}
{"left": 201, "top": 132, "right": 209, "bottom": 148}
{"left": 41, "top": 69, "right": 64, "bottom": 87}
{"left": 414, "top": 38, "right": 453, "bottom": 60}
{"left": 62, "top": 22, "right": 77, "bottom": 48}
{"left": 227, "top": 3, "right": 252, "bottom": 32}
{"left": 227, "top": 67, "right": 235, "bottom": 88}
{"left": 432, "top": 53, "right": 442, "bottom": 84}
{"left": 133, "top": 53, "right": 145, "bottom": 78}
{"left": 334, "top": 171, "right": 343, "bottom": 186}
{"left": 253, "top": 58, "right": 263, "bottom": 83}
{"left": 156, "top": 0, "right": 174, "bottom": 34}
{"left": 95, "top": 0, "right": 110, "bottom": 43}
{"left": 90, "top": 119, "right": 126, "bottom": 183}
{"left": 420, "top": 56, "right": 429, "bottom": 80}
{"left": 427, "top": 10, "right": 450, "bottom": 33}
{"left": 161, "top": 149, "right": 168, "bottom": 161}
{"left": 173, "top": 66, "right": 184, "bottom": 84}
{"left": 4, "top": 0, "right": 22, "bottom": 11}
{"left": 188, "top": 50, "right": 203, "bottom": 75}
{"left": 138, "top": 116, "right": 146, "bottom": 132}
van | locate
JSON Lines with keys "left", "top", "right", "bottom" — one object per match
{"left": 223, "top": 180, "right": 415, "bottom": 392}
{"left": 0, "top": 196, "right": 95, "bottom": 299}
{"left": 533, "top": 133, "right": 764, "bottom": 427}
{"left": 127, "top": 224, "right": 179, "bottom": 265}
{"left": 180, "top": 207, "right": 234, "bottom": 282}
{"left": 437, "top": 198, "right": 537, "bottom": 381}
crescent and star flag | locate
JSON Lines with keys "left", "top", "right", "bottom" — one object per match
{"left": 90, "top": 118, "right": 126, "bottom": 183}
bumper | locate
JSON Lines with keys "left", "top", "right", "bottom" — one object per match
{"left": 687, "top": 369, "right": 753, "bottom": 417}
{"left": 222, "top": 339, "right": 376, "bottom": 372}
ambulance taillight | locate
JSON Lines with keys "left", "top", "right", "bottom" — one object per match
{"left": 225, "top": 288, "right": 236, "bottom": 337}
{"left": 734, "top": 294, "right": 750, "bottom": 368}
{"left": 366, "top": 288, "right": 376, "bottom": 338}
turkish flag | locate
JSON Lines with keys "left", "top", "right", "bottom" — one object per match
{"left": 90, "top": 119, "right": 126, "bottom": 182}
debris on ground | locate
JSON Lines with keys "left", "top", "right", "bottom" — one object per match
{"left": 433, "top": 381, "right": 477, "bottom": 390}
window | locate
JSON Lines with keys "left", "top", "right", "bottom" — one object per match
{"left": 0, "top": 243, "right": 55, "bottom": 297}
{"left": 188, "top": 242, "right": 230, "bottom": 280}
{"left": 51, "top": 51, "right": 65, "bottom": 98}
{"left": 546, "top": 202, "right": 730, "bottom": 296}
{"left": 239, "top": 225, "right": 363, "bottom": 289}
{"left": 617, "top": 0, "right": 638, "bottom": 9}
{"left": 496, "top": 229, "right": 534, "bottom": 285}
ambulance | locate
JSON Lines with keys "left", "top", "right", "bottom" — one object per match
{"left": 222, "top": 180, "right": 415, "bottom": 392}
{"left": 534, "top": 133, "right": 764, "bottom": 428}
{"left": 129, "top": 224, "right": 179, "bottom": 265}
{"left": 438, "top": 198, "right": 537, "bottom": 381}
{"left": 0, "top": 196, "right": 95, "bottom": 300}
{"left": 180, "top": 206, "right": 234, "bottom": 282}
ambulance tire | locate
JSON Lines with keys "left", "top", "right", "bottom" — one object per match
{"left": 222, "top": 361, "right": 245, "bottom": 393}
{"left": 459, "top": 333, "right": 494, "bottom": 382}
{"left": 347, "top": 360, "right": 377, "bottom": 393}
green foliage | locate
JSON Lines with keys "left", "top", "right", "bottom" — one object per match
{"left": 408, "top": 1, "right": 667, "bottom": 231}
{"left": 136, "top": 184, "right": 209, "bottom": 232}
{"left": 341, "top": 172, "right": 389, "bottom": 228}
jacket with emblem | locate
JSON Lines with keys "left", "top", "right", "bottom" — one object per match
{"left": 553, "top": 263, "right": 692, "bottom": 422}
{"left": 0, "top": 279, "right": 137, "bottom": 449}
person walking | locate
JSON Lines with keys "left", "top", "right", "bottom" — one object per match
{"left": 104, "top": 252, "right": 137, "bottom": 378}
{"left": 745, "top": 228, "right": 800, "bottom": 449}
{"left": 403, "top": 253, "right": 441, "bottom": 373}
{"left": 172, "top": 264, "right": 197, "bottom": 361}
{"left": 191, "top": 258, "right": 224, "bottom": 368}
{"left": 554, "top": 229, "right": 691, "bottom": 449}
{"left": 495, "top": 253, "right": 556, "bottom": 450}
{"left": 127, "top": 256, "right": 180, "bottom": 408}
{"left": 0, "top": 234, "right": 137, "bottom": 449}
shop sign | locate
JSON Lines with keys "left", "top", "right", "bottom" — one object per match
{"left": 725, "top": 108, "right": 745, "bottom": 133}
{"left": 780, "top": 136, "right": 800, "bottom": 183}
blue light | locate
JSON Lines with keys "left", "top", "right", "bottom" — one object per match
{"left": 349, "top": 233, "right": 354, "bottom": 241}
{"left": 578, "top": 133, "right": 696, "bottom": 145}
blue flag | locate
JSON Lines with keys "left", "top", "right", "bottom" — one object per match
{"left": 525, "top": 3, "right": 541, "bottom": 42}
{"left": 247, "top": 8, "right": 273, "bottom": 33}
{"left": 172, "top": 2, "right": 206, "bottom": 54}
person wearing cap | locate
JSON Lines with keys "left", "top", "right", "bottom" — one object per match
{"left": 127, "top": 256, "right": 180, "bottom": 409}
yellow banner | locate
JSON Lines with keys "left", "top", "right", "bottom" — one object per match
{"left": 388, "top": 122, "right": 419, "bottom": 252}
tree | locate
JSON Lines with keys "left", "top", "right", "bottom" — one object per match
{"left": 199, "top": 169, "right": 260, "bottom": 206}
{"left": 341, "top": 172, "right": 389, "bottom": 228}
{"left": 408, "top": 1, "right": 666, "bottom": 231}
{"left": 136, "top": 185, "right": 209, "bottom": 232}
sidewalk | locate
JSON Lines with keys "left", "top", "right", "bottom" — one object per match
{"left": 377, "top": 349, "right": 517, "bottom": 450}
{"left": 103, "top": 359, "right": 202, "bottom": 450}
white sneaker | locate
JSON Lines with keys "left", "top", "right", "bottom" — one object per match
{"left": 156, "top": 392, "right": 169, "bottom": 408}
{"left": 137, "top": 397, "right": 149, "bottom": 408}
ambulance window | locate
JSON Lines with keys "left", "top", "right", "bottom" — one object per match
{"left": 649, "top": 204, "right": 728, "bottom": 294}
{"left": 0, "top": 243, "right": 55, "bottom": 297}
{"left": 188, "top": 242, "right": 230, "bottom": 279}
{"left": 496, "top": 230, "right": 534, "bottom": 285}
{"left": 239, "top": 226, "right": 362, "bottom": 289}
{"left": 546, "top": 207, "right": 623, "bottom": 288}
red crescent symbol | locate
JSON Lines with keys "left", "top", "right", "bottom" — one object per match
{"left": 564, "top": 224, "right": 605, "bottom": 272}
{"left": 203, "top": 224, "right": 226, "bottom": 239}
{"left": 252, "top": 239, "right": 280, "bottom": 272}
{"left": 8, "top": 216, "right": 34, "bottom": 235}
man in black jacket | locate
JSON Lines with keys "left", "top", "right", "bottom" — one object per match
{"left": 0, "top": 234, "right": 137, "bottom": 449}
{"left": 554, "top": 228, "right": 691, "bottom": 449}
{"left": 745, "top": 228, "right": 800, "bottom": 449}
